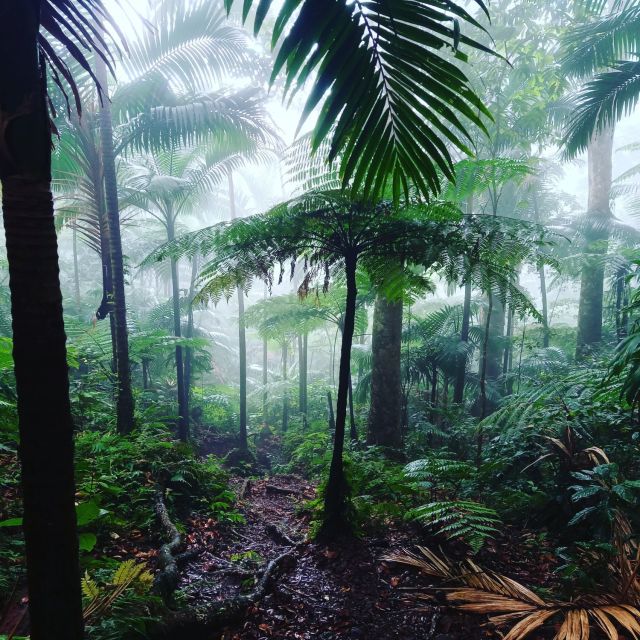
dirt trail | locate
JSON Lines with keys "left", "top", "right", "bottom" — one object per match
{"left": 179, "top": 474, "right": 475, "bottom": 640}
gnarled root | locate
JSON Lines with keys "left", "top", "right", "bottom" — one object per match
{"left": 150, "top": 550, "right": 296, "bottom": 639}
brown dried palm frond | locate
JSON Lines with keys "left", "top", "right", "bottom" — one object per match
{"left": 384, "top": 542, "right": 640, "bottom": 640}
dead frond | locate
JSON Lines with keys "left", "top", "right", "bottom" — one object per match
{"left": 383, "top": 546, "right": 640, "bottom": 640}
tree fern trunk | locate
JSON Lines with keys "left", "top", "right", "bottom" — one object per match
{"left": 262, "top": 336, "right": 268, "bottom": 423}
{"left": 321, "top": 254, "right": 357, "bottom": 538}
{"left": 0, "top": 2, "right": 83, "bottom": 636}
{"left": 228, "top": 172, "right": 248, "bottom": 450}
{"left": 183, "top": 255, "right": 199, "bottom": 409}
{"left": 95, "top": 56, "right": 135, "bottom": 435}
{"left": 167, "top": 217, "right": 189, "bottom": 442}
{"left": 281, "top": 340, "right": 289, "bottom": 432}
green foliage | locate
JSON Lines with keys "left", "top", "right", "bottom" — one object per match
{"left": 406, "top": 500, "right": 502, "bottom": 553}
{"left": 74, "top": 427, "right": 234, "bottom": 534}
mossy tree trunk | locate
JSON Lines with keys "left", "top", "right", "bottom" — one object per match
{"left": 366, "top": 294, "right": 403, "bottom": 452}
{"left": 0, "top": 1, "right": 83, "bottom": 636}
{"left": 575, "top": 128, "right": 614, "bottom": 360}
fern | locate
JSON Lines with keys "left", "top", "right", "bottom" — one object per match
{"left": 83, "top": 560, "right": 154, "bottom": 622}
{"left": 407, "top": 500, "right": 501, "bottom": 553}
{"left": 404, "top": 457, "right": 474, "bottom": 486}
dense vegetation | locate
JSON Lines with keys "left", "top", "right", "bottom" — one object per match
{"left": 1, "top": 0, "right": 640, "bottom": 638}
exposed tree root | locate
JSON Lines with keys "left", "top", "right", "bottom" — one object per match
{"left": 265, "top": 522, "right": 301, "bottom": 547}
{"left": 149, "top": 550, "right": 296, "bottom": 640}
{"left": 265, "top": 483, "right": 299, "bottom": 496}
{"left": 238, "top": 478, "right": 252, "bottom": 499}
{"left": 153, "top": 487, "right": 184, "bottom": 605}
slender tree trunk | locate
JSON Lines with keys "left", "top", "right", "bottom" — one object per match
{"left": 327, "top": 390, "right": 335, "bottom": 432}
{"left": 539, "top": 263, "right": 550, "bottom": 348}
{"left": 479, "top": 292, "right": 493, "bottom": 423}
{"left": 503, "top": 306, "right": 515, "bottom": 395}
{"left": 183, "top": 255, "right": 199, "bottom": 406}
{"left": 142, "top": 358, "right": 150, "bottom": 391}
{"left": 576, "top": 127, "right": 615, "bottom": 360}
{"left": 262, "top": 337, "right": 268, "bottom": 423}
{"left": 167, "top": 217, "right": 188, "bottom": 442}
{"left": 430, "top": 363, "right": 438, "bottom": 422}
{"left": 615, "top": 266, "right": 628, "bottom": 343}
{"left": 348, "top": 373, "right": 357, "bottom": 441}
{"left": 366, "top": 295, "right": 403, "bottom": 451}
{"left": 454, "top": 279, "right": 472, "bottom": 403}
{"left": 0, "top": 2, "right": 83, "bottom": 636}
{"left": 281, "top": 340, "right": 289, "bottom": 432}
{"left": 72, "top": 224, "right": 81, "bottom": 314}
{"left": 95, "top": 56, "right": 134, "bottom": 435}
{"left": 303, "top": 332, "right": 308, "bottom": 415}
{"left": 321, "top": 255, "right": 358, "bottom": 537}
{"left": 228, "top": 172, "right": 248, "bottom": 450}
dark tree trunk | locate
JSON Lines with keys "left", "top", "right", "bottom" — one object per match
{"left": 95, "top": 56, "right": 135, "bottom": 435}
{"left": 281, "top": 340, "right": 289, "bottom": 433}
{"left": 142, "top": 358, "right": 150, "bottom": 390}
{"left": 615, "top": 266, "right": 629, "bottom": 343}
{"left": 503, "top": 306, "right": 514, "bottom": 395}
{"left": 167, "top": 217, "right": 189, "bottom": 442}
{"left": 430, "top": 363, "right": 438, "bottom": 421}
{"left": 228, "top": 172, "right": 248, "bottom": 450}
{"left": 0, "top": 2, "right": 83, "bottom": 636}
{"left": 321, "top": 255, "right": 358, "bottom": 538}
{"left": 576, "top": 127, "right": 614, "bottom": 360}
{"left": 485, "top": 297, "right": 505, "bottom": 383}
{"left": 454, "top": 278, "right": 472, "bottom": 403}
{"left": 479, "top": 292, "right": 493, "bottom": 423}
{"left": 366, "top": 295, "right": 403, "bottom": 451}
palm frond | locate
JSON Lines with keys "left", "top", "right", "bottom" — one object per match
{"left": 563, "top": 59, "right": 640, "bottom": 157}
{"left": 226, "top": 0, "right": 494, "bottom": 201}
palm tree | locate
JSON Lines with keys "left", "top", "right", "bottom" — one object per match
{"left": 131, "top": 137, "right": 272, "bottom": 441}
{"left": 0, "top": 1, "right": 120, "bottom": 636}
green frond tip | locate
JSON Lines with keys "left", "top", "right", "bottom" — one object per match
{"left": 563, "top": 60, "right": 640, "bottom": 158}
{"left": 224, "top": 0, "right": 495, "bottom": 202}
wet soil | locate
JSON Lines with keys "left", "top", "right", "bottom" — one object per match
{"left": 178, "top": 475, "right": 490, "bottom": 640}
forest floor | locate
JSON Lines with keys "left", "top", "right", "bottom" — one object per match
{"left": 175, "top": 474, "right": 558, "bottom": 640}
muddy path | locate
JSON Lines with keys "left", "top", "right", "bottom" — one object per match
{"left": 178, "top": 474, "right": 486, "bottom": 640}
